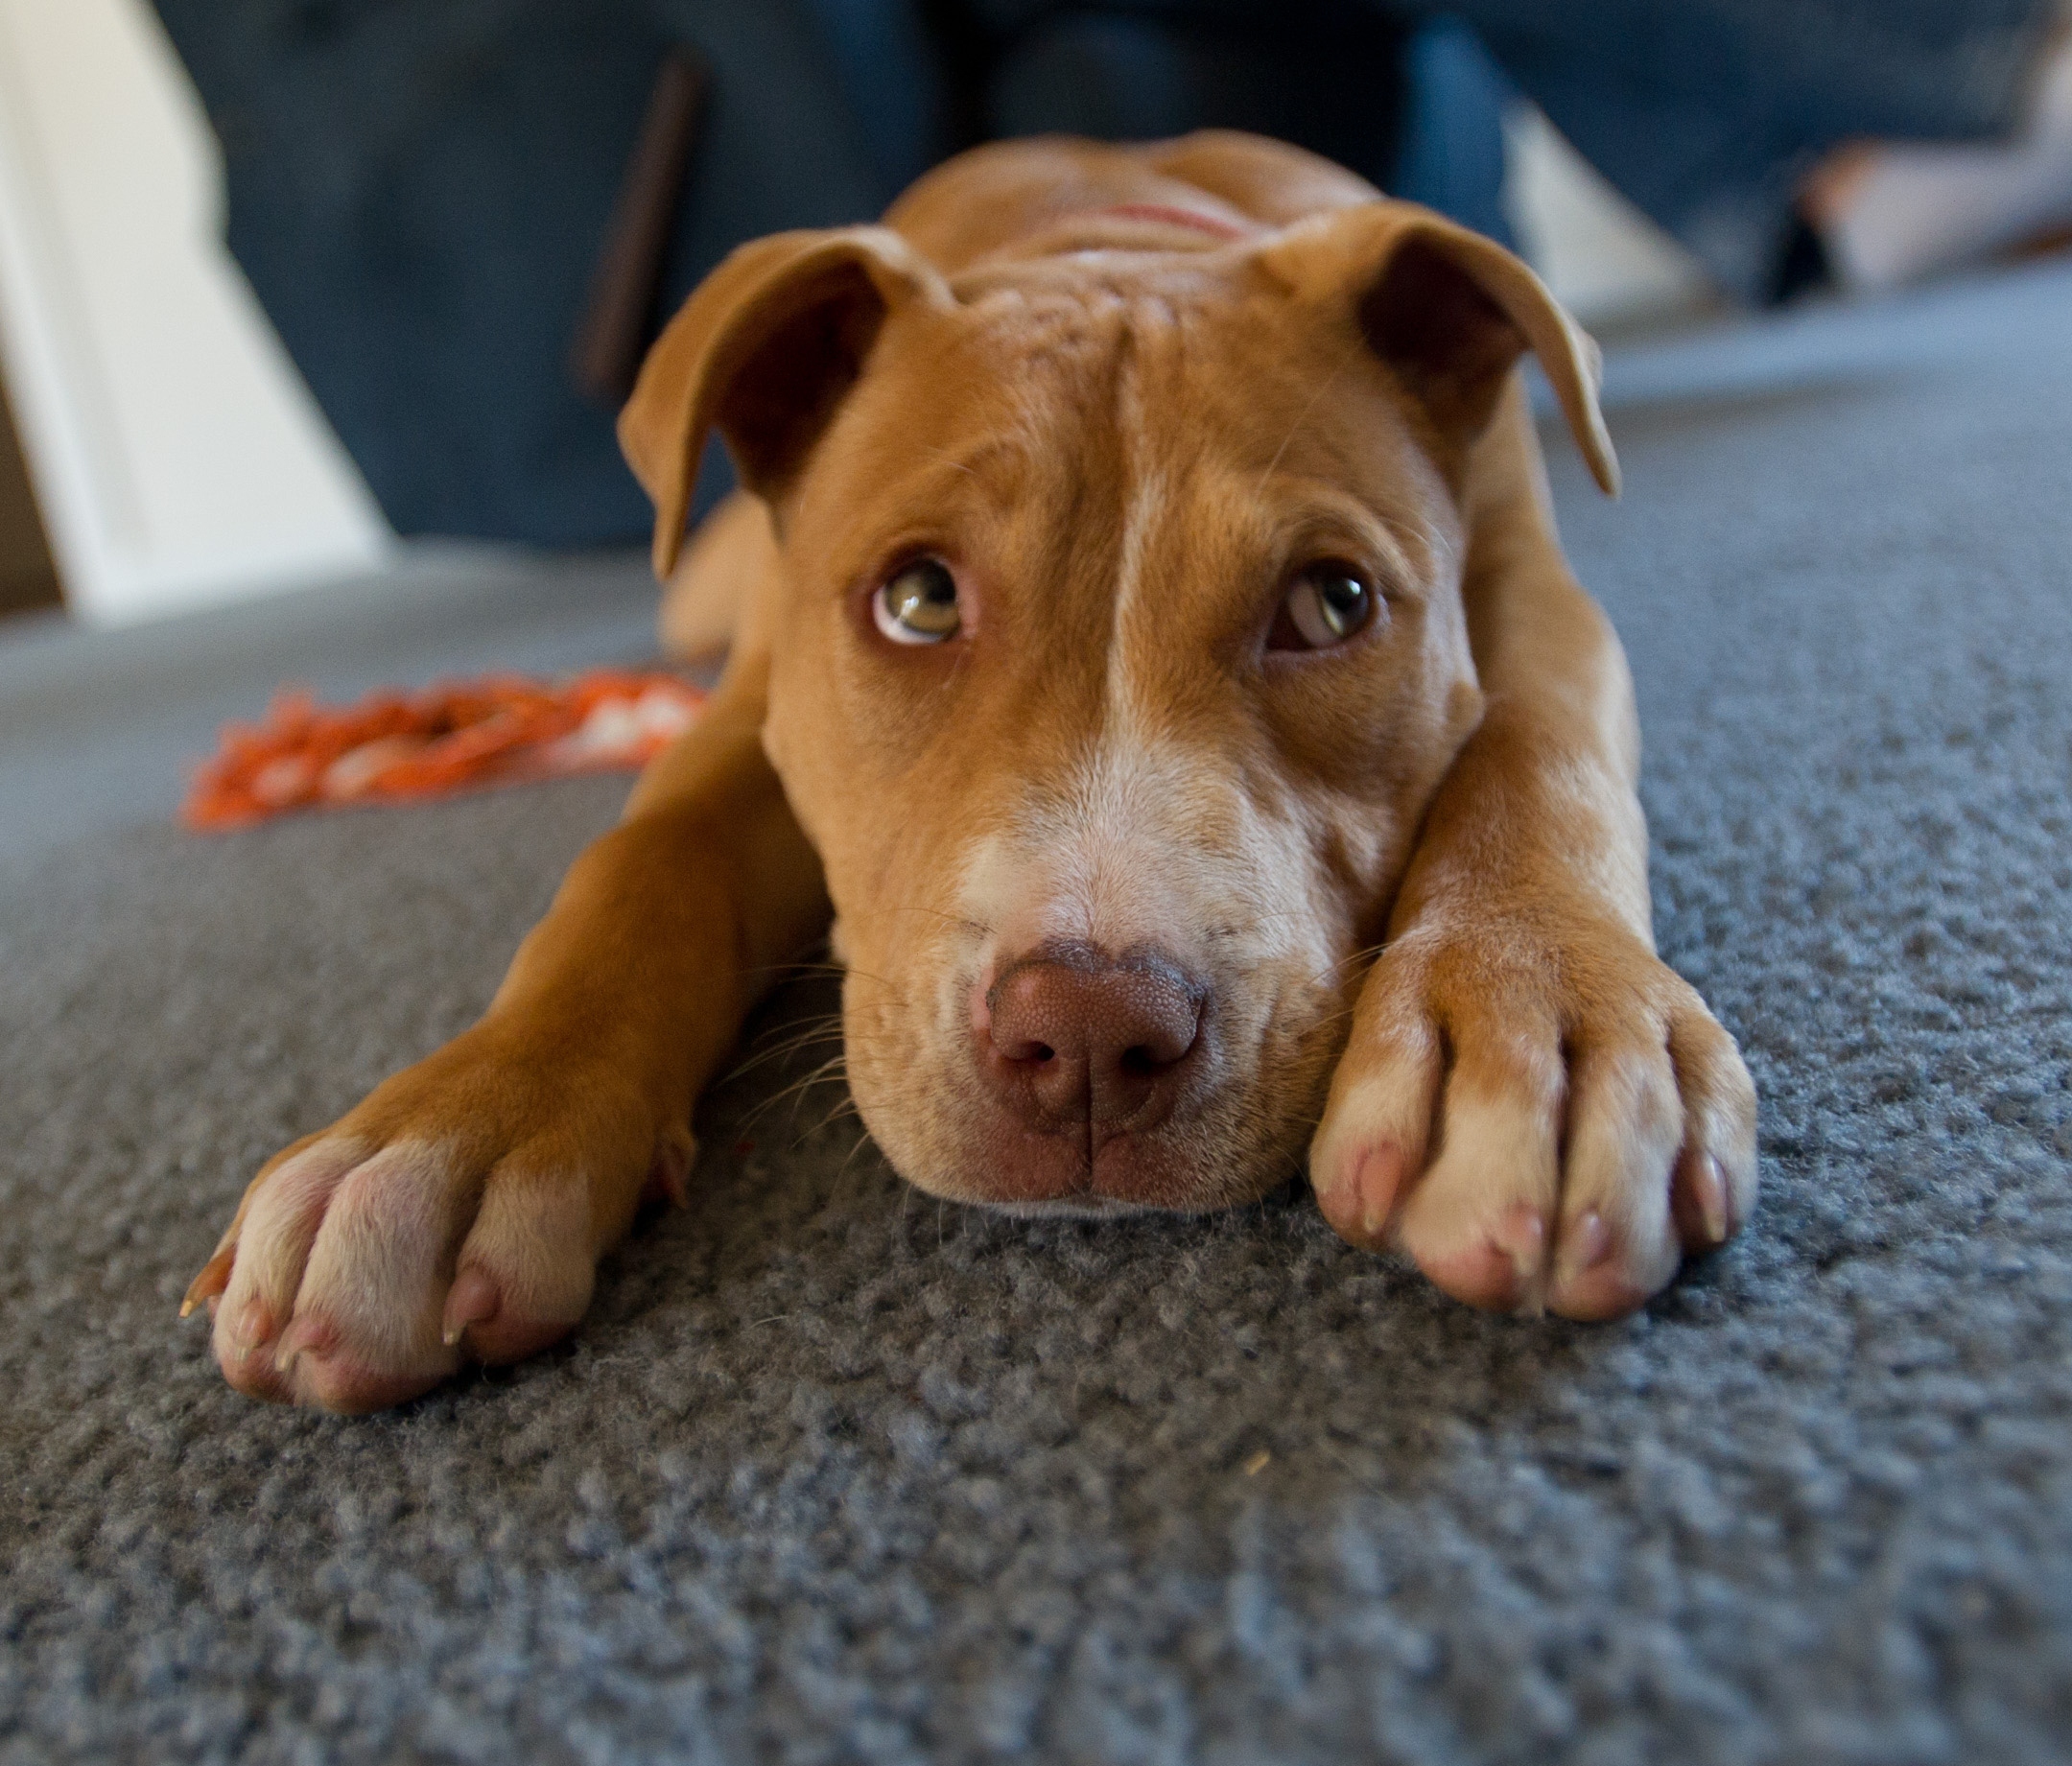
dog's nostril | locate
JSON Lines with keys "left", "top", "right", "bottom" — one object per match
{"left": 981, "top": 941, "right": 1209, "bottom": 1134}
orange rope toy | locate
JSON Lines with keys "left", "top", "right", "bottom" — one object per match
{"left": 180, "top": 669, "right": 706, "bottom": 832}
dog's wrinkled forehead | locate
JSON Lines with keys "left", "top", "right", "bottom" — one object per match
{"left": 825, "top": 270, "right": 1226, "bottom": 512}
{"left": 798, "top": 253, "right": 1454, "bottom": 607}
{"left": 893, "top": 279, "right": 1166, "bottom": 507}
{"left": 621, "top": 203, "right": 1613, "bottom": 582}
{"left": 932, "top": 256, "right": 1350, "bottom": 453}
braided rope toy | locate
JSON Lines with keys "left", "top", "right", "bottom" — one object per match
{"left": 181, "top": 670, "right": 705, "bottom": 831}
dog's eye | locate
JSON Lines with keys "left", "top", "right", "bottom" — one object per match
{"left": 1270, "top": 565, "right": 1377, "bottom": 650}
{"left": 872, "top": 557, "right": 961, "bottom": 645}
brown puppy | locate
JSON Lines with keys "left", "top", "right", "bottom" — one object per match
{"left": 185, "top": 132, "right": 1756, "bottom": 1413}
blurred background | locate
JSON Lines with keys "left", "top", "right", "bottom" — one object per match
{"left": 0, "top": 0, "right": 2062, "bottom": 628}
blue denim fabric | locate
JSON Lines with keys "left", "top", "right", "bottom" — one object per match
{"left": 979, "top": 7, "right": 1513, "bottom": 243}
{"left": 152, "top": 0, "right": 2059, "bottom": 543}
{"left": 1389, "top": 15, "right": 1515, "bottom": 246}
{"left": 1422, "top": 0, "right": 2057, "bottom": 298}
{"left": 153, "top": 0, "right": 937, "bottom": 545}
{"left": 976, "top": 0, "right": 2057, "bottom": 296}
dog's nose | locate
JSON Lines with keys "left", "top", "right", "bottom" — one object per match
{"left": 982, "top": 941, "right": 1207, "bottom": 1135}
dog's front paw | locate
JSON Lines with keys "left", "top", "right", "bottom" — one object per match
{"left": 1309, "top": 912, "right": 1756, "bottom": 1320}
{"left": 181, "top": 1027, "right": 691, "bottom": 1412}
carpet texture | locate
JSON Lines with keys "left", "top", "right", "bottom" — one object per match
{"left": 3, "top": 264, "right": 2071, "bottom": 1764}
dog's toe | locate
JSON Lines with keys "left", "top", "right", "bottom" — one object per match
{"left": 270, "top": 1141, "right": 467, "bottom": 1405}
{"left": 436, "top": 1164, "right": 598, "bottom": 1365}
{"left": 1390, "top": 1062, "right": 1563, "bottom": 1313}
{"left": 1308, "top": 1011, "right": 1440, "bottom": 1248}
{"left": 207, "top": 1136, "right": 368, "bottom": 1401}
{"left": 1311, "top": 926, "right": 1758, "bottom": 1323}
{"left": 1542, "top": 1035, "right": 1684, "bottom": 1319}
{"left": 1665, "top": 1005, "right": 1760, "bottom": 1244}
{"left": 189, "top": 1011, "right": 689, "bottom": 1413}
{"left": 1405, "top": 1201, "right": 1549, "bottom": 1311}
{"left": 198, "top": 1107, "right": 627, "bottom": 1411}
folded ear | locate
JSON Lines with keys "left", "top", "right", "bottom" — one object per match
{"left": 1259, "top": 204, "right": 1618, "bottom": 497}
{"left": 619, "top": 225, "right": 955, "bottom": 576}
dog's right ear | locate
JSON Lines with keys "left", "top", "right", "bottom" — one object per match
{"left": 1257, "top": 203, "right": 1619, "bottom": 498}
{"left": 619, "top": 226, "right": 954, "bottom": 577}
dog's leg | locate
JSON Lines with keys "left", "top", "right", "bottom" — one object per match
{"left": 659, "top": 488, "right": 769, "bottom": 661}
{"left": 1309, "top": 412, "right": 1757, "bottom": 1321}
{"left": 184, "top": 648, "right": 826, "bottom": 1410}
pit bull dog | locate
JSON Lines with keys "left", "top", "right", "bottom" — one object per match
{"left": 185, "top": 131, "right": 1756, "bottom": 1412}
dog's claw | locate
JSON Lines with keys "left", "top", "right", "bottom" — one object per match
{"left": 1672, "top": 1149, "right": 1732, "bottom": 1247}
{"left": 1355, "top": 1142, "right": 1404, "bottom": 1237}
{"left": 1311, "top": 1140, "right": 1404, "bottom": 1246}
{"left": 1696, "top": 1154, "right": 1731, "bottom": 1243}
{"left": 441, "top": 1268, "right": 500, "bottom": 1348}
{"left": 1556, "top": 1208, "right": 1613, "bottom": 1285}
{"left": 643, "top": 1127, "right": 694, "bottom": 1211}
{"left": 1493, "top": 1203, "right": 1549, "bottom": 1313}
{"left": 228, "top": 1294, "right": 274, "bottom": 1353}
{"left": 180, "top": 1246, "right": 235, "bottom": 1318}
{"left": 271, "top": 1313, "right": 332, "bottom": 1377}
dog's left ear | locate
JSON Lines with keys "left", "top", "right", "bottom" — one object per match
{"left": 1260, "top": 204, "right": 1619, "bottom": 497}
{"left": 620, "top": 225, "right": 955, "bottom": 576}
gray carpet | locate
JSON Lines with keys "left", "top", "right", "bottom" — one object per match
{"left": 0, "top": 545, "right": 660, "bottom": 877}
{"left": 4, "top": 262, "right": 2071, "bottom": 1765}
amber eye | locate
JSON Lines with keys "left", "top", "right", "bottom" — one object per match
{"left": 1269, "top": 564, "right": 1378, "bottom": 650}
{"left": 872, "top": 557, "right": 961, "bottom": 645}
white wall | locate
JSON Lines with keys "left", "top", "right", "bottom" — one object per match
{"left": 0, "top": 0, "right": 389, "bottom": 625}
{"left": 1504, "top": 104, "right": 1716, "bottom": 330}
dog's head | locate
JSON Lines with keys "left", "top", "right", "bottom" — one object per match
{"left": 622, "top": 200, "right": 1613, "bottom": 1213}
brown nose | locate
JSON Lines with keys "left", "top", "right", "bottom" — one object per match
{"left": 982, "top": 941, "right": 1208, "bottom": 1137}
